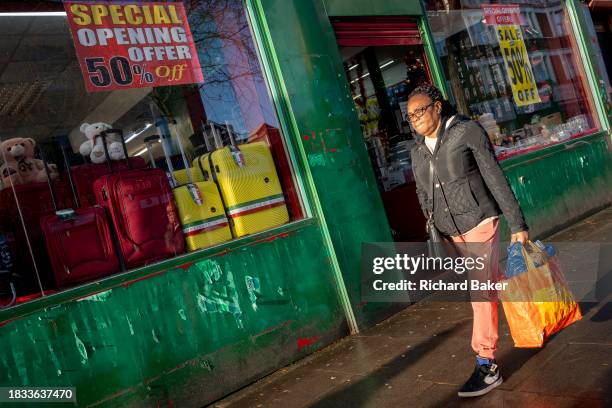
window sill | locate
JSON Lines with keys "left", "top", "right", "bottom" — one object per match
{"left": 0, "top": 217, "right": 316, "bottom": 324}
{"left": 500, "top": 129, "right": 608, "bottom": 171}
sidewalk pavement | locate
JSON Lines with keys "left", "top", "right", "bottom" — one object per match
{"left": 210, "top": 207, "right": 612, "bottom": 408}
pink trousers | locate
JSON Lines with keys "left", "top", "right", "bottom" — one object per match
{"left": 451, "top": 218, "right": 500, "bottom": 359}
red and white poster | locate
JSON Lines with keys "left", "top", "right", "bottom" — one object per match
{"left": 482, "top": 4, "right": 521, "bottom": 26}
{"left": 63, "top": 2, "right": 204, "bottom": 92}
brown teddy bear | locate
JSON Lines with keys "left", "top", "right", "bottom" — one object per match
{"left": 0, "top": 138, "right": 58, "bottom": 188}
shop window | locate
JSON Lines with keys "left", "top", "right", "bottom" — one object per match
{"left": 425, "top": 1, "right": 601, "bottom": 160}
{"left": 0, "top": 0, "right": 303, "bottom": 308}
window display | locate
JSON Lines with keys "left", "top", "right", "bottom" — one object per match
{"left": 0, "top": 0, "right": 303, "bottom": 308}
{"left": 425, "top": 0, "right": 601, "bottom": 160}
{"left": 343, "top": 45, "right": 429, "bottom": 192}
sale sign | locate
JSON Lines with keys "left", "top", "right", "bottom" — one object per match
{"left": 63, "top": 2, "right": 203, "bottom": 92}
{"left": 483, "top": 5, "right": 541, "bottom": 107}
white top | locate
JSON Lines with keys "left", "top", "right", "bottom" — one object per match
{"left": 424, "top": 136, "right": 437, "bottom": 153}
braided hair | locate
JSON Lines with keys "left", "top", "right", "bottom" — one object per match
{"left": 408, "top": 84, "right": 457, "bottom": 117}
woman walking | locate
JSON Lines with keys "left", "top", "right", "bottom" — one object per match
{"left": 407, "top": 84, "right": 529, "bottom": 397}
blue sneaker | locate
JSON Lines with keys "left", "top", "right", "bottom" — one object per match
{"left": 457, "top": 360, "right": 503, "bottom": 397}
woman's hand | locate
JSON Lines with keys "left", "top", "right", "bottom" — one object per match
{"left": 511, "top": 230, "right": 529, "bottom": 244}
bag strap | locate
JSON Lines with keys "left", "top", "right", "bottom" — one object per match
{"left": 428, "top": 160, "right": 435, "bottom": 222}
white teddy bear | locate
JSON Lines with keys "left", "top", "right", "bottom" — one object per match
{"left": 79, "top": 122, "right": 125, "bottom": 164}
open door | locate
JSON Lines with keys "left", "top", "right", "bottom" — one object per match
{"left": 332, "top": 17, "right": 433, "bottom": 241}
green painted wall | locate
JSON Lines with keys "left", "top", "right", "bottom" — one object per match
{"left": 501, "top": 132, "right": 612, "bottom": 240}
{"left": 322, "top": 0, "right": 423, "bottom": 16}
{"left": 256, "top": 0, "right": 399, "bottom": 327}
{"left": 0, "top": 223, "right": 348, "bottom": 407}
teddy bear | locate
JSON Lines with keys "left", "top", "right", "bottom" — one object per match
{"left": 0, "top": 137, "right": 58, "bottom": 187}
{"left": 79, "top": 122, "right": 125, "bottom": 164}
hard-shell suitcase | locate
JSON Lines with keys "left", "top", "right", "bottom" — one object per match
{"left": 173, "top": 167, "right": 204, "bottom": 186}
{"left": 40, "top": 143, "right": 119, "bottom": 288}
{"left": 94, "top": 129, "right": 184, "bottom": 269}
{"left": 70, "top": 157, "right": 147, "bottom": 207}
{"left": 146, "top": 133, "right": 232, "bottom": 251}
{"left": 193, "top": 124, "right": 289, "bottom": 237}
{"left": 248, "top": 124, "right": 303, "bottom": 220}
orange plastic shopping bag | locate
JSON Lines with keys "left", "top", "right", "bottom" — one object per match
{"left": 500, "top": 241, "right": 582, "bottom": 348}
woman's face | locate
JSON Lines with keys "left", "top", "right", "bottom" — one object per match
{"left": 407, "top": 94, "right": 442, "bottom": 138}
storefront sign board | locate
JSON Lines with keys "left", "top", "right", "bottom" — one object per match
{"left": 63, "top": 2, "right": 203, "bottom": 92}
{"left": 483, "top": 5, "right": 541, "bottom": 107}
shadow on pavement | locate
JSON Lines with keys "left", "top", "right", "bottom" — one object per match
{"left": 311, "top": 323, "right": 463, "bottom": 407}
{"left": 591, "top": 302, "right": 612, "bottom": 323}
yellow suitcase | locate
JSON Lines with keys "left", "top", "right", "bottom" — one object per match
{"left": 173, "top": 167, "right": 204, "bottom": 186}
{"left": 173, "top": 181, "right": 232, "bottom": 250}
{"left": 159, "top": 134, "right": 231, "bottom": 251}
{"left": 193, "top": 141, "right": 289, "bottom": 237}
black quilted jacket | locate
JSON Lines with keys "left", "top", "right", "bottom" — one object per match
{"left": 410, "top": 115, "right": 528, "bottom": 237}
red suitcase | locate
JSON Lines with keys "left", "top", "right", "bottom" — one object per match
{"left": 70, "top": 157, "right": 147, "bottom": 207}
{"left": 93, "top": 129, "right": 184, "bottom": 269}
{"left": 0, "top": 179, "right": 72, "bottom": 290}
{"left": 40, "top": 144, "right": 119, "bottom": 288}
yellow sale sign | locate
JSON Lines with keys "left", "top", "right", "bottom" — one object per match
{"left": 496, "top": 25, "right": 541, "bottom": 107}
{"left": 483, "top": 5, "right": 541, "bottom": 107}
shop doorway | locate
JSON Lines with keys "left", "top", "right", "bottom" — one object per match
{"left": 332, "top": 17, "right": 432, "bottom": 241}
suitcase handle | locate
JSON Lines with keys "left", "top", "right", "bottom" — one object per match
{"left": 201, "top": 120, "right": 214, "bottom": 153}
{"left": 144, "top": 135, "right": 160, "bottom": 168}
{"left": 175, "top": 133, "right": 193, "bottom": 185}
{"left": 39, "top": 145, "right": 60, "bottom": 213}
{"left": 154, "top": 117, "right": 178, "bottom": 188}
{"left": 41, "top": 142, "right": 83, "bottom": 215}
{"left": 225, "top": 121, "right": 237, "bottom": 147}
{"left": 99, "top": 129, "right": 132, "bottom": 173}
{"left": 220, "top": 122, "right": 244, "bottom": 167}
{"left": 210, "top": 122, "right": 224, "bottom": 150}
{"left": 56, "top": 138, "right": 81, "bottom": 209}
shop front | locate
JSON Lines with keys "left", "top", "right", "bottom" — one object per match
{"left": 0, "top": 0, "right": 610, "bottom": 406}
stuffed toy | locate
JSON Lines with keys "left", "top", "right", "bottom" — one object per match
{"left": 0, "top": 137, "right": 58, "bottom": 187}
{"left": 79, "top": 122, "right": 125, "bottom": 164}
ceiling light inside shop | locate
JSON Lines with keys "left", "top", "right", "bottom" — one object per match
{"left": 348, "top": 64, "right": 359, "bottom": 71}
{"left": 0, "top": 12, "right": 67, "bottom": 17}
{"left": 349, "top": 60, "right": 394, "bottom": 83}
{"left": 125, "top": 123, "right": 153, "bottom": 143}
{"left": 379, "top": 59, "right": 395, "bottom": 69}
{"left": 351, "top": 72, "right": 370, "bottom": 84}
{"left": 134, "top": 138, "right": 161, "bottom": 156}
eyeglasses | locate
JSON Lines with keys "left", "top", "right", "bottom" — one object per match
{"left": 407, "top": 102, "right": 434, "bottom": 122}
